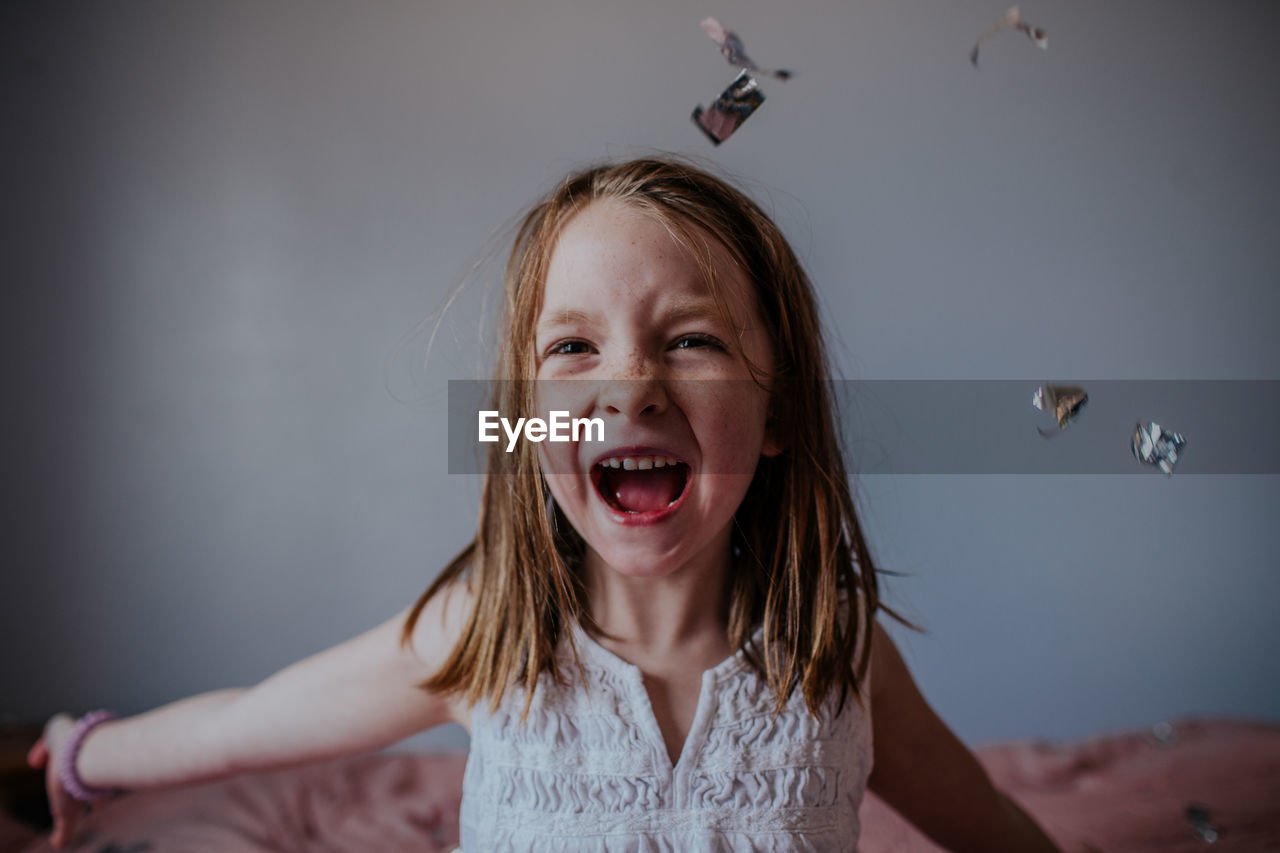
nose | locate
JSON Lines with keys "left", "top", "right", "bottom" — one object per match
{"left": 596, "top": 352, "right": 669, "bottom": 419}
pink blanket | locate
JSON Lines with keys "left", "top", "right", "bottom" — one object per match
{"left": 8, "top": 753, "right": 467, "bottom": 853}
{"left": 7, "top": 717, "right": 1278, "bottom": 852}
{"left": 859, "top": 717, "right": 1280, "bottom": 852}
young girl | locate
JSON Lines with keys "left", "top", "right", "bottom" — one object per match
{"left": 30, "top": 158, "right": 1061, "bottom": 851}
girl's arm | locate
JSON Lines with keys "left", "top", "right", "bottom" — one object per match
{"left": 38, "top": 580, "right": 470, "bottom": 796}
{"left": 866, "top": 621, "right": 1063, "bottom": 853}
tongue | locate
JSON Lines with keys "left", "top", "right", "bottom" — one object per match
{"left": 608, "top": 468, "right": 685, "bottom": 513}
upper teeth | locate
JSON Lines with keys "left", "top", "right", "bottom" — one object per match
{"left": 599, "top": 455, "right": 680, "bottom": 470}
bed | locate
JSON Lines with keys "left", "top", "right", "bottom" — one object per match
{"left": 4, "top": 717, "right": 1277, "bottom": 852}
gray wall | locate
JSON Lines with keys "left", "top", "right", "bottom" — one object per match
{"left": 4, "top": 0, "right": 1277, "bottom": 753}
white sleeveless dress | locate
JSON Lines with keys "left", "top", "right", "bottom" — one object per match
{"left": 456, "top": 618, "right": 874, "bottom": 851}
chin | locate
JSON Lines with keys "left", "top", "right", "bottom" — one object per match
{"left": 587, "top": 541, "right": 692, "bottom": 579}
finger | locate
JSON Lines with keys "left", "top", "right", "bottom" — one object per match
{"left": 46, "top": 768, "right": 63, "bottom": 829}
{"left": 28, "top": 738, "right": 47, "bottom": 767}
{"left": 51, "top": 803, "right": 79, "bottom": 850}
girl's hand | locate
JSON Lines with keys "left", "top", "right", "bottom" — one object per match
{"left": 26, "top": 712, "right": 88, "bottom": 850}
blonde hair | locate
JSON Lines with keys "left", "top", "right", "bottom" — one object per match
{"left": 402, "top": 157, "right": 912, "bottom": 721}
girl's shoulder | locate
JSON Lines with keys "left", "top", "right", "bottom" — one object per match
{"left": 402, "top": 577, "right": 475, "bottom": 651}
{"left": 401, "top": 577, "right": 477, "bottom": 728}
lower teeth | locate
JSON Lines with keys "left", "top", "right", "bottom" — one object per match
{"left": 610, "top": 495, "right": 680, "bottom": 513}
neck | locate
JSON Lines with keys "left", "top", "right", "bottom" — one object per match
{"left": 581, "top": 530, "right": 733, "bottom": 652}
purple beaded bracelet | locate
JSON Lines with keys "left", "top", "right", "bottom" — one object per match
{"left": 58, "top": 710, "right": 120, "bottom": 803}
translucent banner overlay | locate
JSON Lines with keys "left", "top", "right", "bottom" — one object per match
{"left": 448, "top": 380, "right": 1280, "bottom": 475}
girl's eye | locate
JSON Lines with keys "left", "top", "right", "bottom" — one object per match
{"left": 547, "top": 340, "right": 593, "bottom": 356}
{"left": 672, "top": 334, "right": 725, "bottom": 351}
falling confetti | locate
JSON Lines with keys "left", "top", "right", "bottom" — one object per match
{"left": 970, "top": 6, "right": 1048, "bottom": 67}
{"left": 700, "top": 17, "right": 793, "bottom": 80}
{"left": 692, "top": 70, "right": 765, "bottom": 145}
{"left": 1032, "top": 384, "right": 1088, "bottom": 436}
{"left": 1148, "top": 720, "right": 1177, "bottom": 745}
{"left": 1132, "top": 421, "right": 1186, "bottom": 475}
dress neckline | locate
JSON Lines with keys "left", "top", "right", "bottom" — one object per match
{"left": 567, "top": 618, "right": 767, "bottom": 774}
{"left": 568, "top": 618, "right": 764, "bottom": 682}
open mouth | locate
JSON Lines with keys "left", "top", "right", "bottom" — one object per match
{"left": 591, "top": 455, "right": 690, "bottom": 515}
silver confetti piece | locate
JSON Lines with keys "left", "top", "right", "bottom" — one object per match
{"left": 1132, "top": 421, "right": 1186, "bottom": 475}
{"left": 1032, "top": 384, "right": 1088, "bottom": 436}
{"left": 692, "top": 70, "right": 765, "bottom": 145}
{"left": 971, "top": 6, "right": 1048, "bottom": 67}
{"left": 701, "top": 17, "right": 793, "bottom": 81}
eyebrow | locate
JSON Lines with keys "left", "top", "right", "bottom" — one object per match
{"left": 660, "top": 296, "right": 724, "bottom": 326}
{"left": 535, "top": 296, "right": 728, "bottom": 334}
{"left": 536, "top": 309, "right": 599, "bottom": 331}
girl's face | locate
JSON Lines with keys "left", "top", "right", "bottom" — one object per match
{"left": 534, "top": 199, "right": 780, "bottom": 582}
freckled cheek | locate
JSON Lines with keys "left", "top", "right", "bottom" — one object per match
{"left": 538, "top": 441, "right": 593, "bottom": 490}
{"left": 681, "top": 395, "right": 769, "bottom": 475}
{"left": 534, "top": 381, "right": 591, "bottom": 419}
{"left": 532, "top": 386, "right": 598, "bottom": 481}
